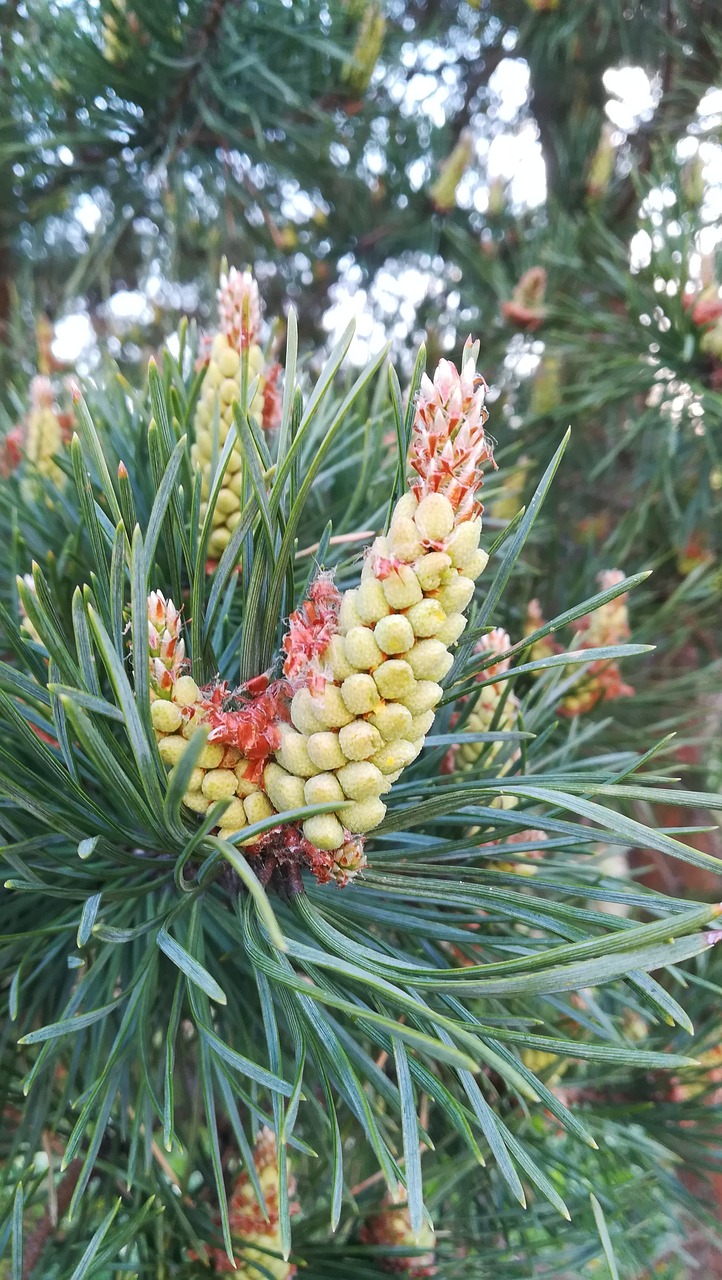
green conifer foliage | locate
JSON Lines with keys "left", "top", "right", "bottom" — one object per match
{"left": 0, "top": 273, "right": 721, "bottom": 1274}
{"left": 2, "top": 1, "right": 722, "bottom": 1274}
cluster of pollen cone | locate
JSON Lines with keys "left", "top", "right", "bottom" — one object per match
{"left": 525, "top": 569, "right": 633, "bottom": 717}
{"left": 192, "top": 1126, "right": 435, "bottom": 1277}
{"left": 444, "top": 625, "right": 519, "bottom": 780}
{"left": 194, "top": 1127, "right": 297, "bottom": 1278}
{"left": 191, "top": 266, "right": 281, "bottom": 562}
{"left": 148, "top": 270, "right": 495, "bottom": 887}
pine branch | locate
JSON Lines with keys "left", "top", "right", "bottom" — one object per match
{"left": 162, "top": 0, "right": 238, "bottom": 141}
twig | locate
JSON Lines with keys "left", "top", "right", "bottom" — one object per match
{"left": 350, "top": 1141, "right": 429, "bottom": 1200}
{"left": 22, "top": 1159, "right": 83, "bottom": 1279}
{"left": 41, "top": 1133, "right": 58, "bottom": 1227}
{"left": 127, "top": 1106, "right": 186, "bottom": 1197}
{"left": 162, "top": 0, "right": 236, "bottom": 131}
{"left": 350, "top": 1167, "right": 388, "bottom": 1198}
{"left": 294, "top": 530, "right": 377, "bottom": 561}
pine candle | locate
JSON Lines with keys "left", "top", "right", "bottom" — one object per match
{"left": 21, "top": 376, "right": 66, "bottom": 501}
{"left": 525, "top": 572, "right": 634, "bottom": 717}
{"left": 360, "top": 1189, "right": 437, "bottom": 1277}
{"left": 342, "top": 3, "right": 386, "bottom": 94}
{"left": 444, "top": 627, "right": 519, "bottom": 775}
{"left": 150, "top": 341, "right": 495, "bottom": 885}
{"left": 191, "top": 1127, "right": 297, "bottom": 1278}
{"left": 429, "top": 127, "right": 475, "bottom": 214}
{"left": 192, "top": 268, "right": 281, "bottom": 561}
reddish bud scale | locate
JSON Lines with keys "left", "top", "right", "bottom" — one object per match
{"left": 245, "top": 822, "right": 367, "bottom": 892}
{"left": 262, "top": 361, "right": 283, "bottom": 431}
{"left": 501, "top": 266, "right": 547, "bottom": 331}
{"left": 282, "top": 573, "right": 341, "bottom": 689}
{"left": 0, "top": 424, "right": 24, "bottom": 478}
{"left": 202, "top": 678, "right": 291, "bottom": 776}
{"left": 692, "top": 296, "right": 722, "bottom": 328}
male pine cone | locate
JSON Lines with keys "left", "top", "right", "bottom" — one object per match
{"left": 446, "top": 627, "right": 520, "bottom": 776}
{"left": 152, "top": 339, "right": 495, "bottom": 873}
{"left": 270, "top": 341, "right": 493, "bottom": 854}
{"left": 21, "top": 375, "right": 67, "bottom": 501}
{"left": 192, "top": 267, "right": 281, "bottom": 560}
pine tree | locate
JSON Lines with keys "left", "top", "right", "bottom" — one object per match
{"left": 2, "top": 0, "right": 722, "bottom": 1275}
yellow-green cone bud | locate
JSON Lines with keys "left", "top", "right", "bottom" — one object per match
{"left": 310, "top": 684, "right": 355, "bottom": 729}
{"left": 151, "top": 700, "right": 183, "bottom": 734}
{"left": 305, "top": 773, "right": 345, "bottom": 805}
{"left": 244, "top": 791, "right": 275, "bottom": 825}
{"left": 219, "top": 799, "right": 248, "bottom": 832}
{"left": 374, "top": 614, "right": 415, "bottom": 654}
{"left": 356, "top": 578, "right": 391, "bottom": 623}
{"left": 339, "top": 720, "right": 383, "bottom": 762}
{"left": 340, "top": 797, "right": 386, "bottom": 833}
{"left": 264, "top": 762, "right": 306, "bottom": 812}
{"left": 275, "top": 726, "right": 320, "bottom": 778}
{"left": 381, "top": 566, "right": 423, "bottom": 609}
{"left": 303, "top": 814, "right": 346, "bottom": 850}
{"left": 405, "top": 639, "right": 454, "bottom": 681}
{"left": 373, "top": 659, "right": 415, "bottom": 700}
{"left": 202, "top": 768, "right": 239, "bottom": 801}
{"left": 344, "top": 626, "right": 384, "bottom": 671}
{"left": 290, "top": 687, "right": 326, "bottom": 735}
{"left": 406, "top": 598, "right": 446, "bottom": 637}
{"left": 401, "top": 681, "right": 443, "bottom": 715}
{"left": 369, "top": 701, "right": 414, "bottom": 740}
{"left": 307, "top": 732, "right": 347, "bottom": 771}
{"left": 341, "top": 673, "right": 381, "bottom": 715}
{"left": 337, "top": 761, "right": 385, "bottom": 800}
